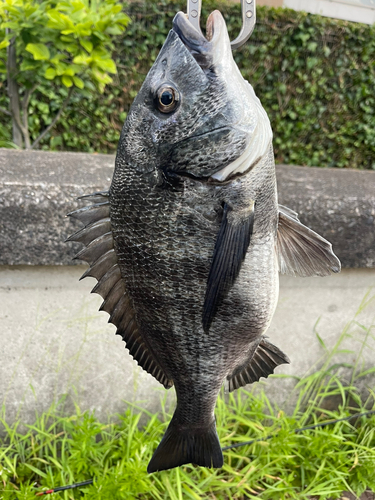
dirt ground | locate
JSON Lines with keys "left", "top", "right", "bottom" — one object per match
{"left": 342, "top": 492, "right": 374, "bottom": 500}
{"left": 310, "top": 492, "right": 374, "bottom": 500}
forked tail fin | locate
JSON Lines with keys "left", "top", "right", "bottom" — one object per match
{"left": 147, "top": 416, "right": 223, "bottom": 473}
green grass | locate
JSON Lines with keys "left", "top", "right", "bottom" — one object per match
{"left": 1, "top": 293, "right": 375, "bottom": 499}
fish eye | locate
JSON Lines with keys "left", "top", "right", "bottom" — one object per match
{"left": 156, "top": 85, "right": 179, "bottom": 114}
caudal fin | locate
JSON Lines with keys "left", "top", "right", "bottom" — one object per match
{"left": 147, "top": 417, "right": 223, "bottom": 473}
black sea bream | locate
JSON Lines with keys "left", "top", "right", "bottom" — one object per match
{"left": 68, "top": 11, "right": 340, "bottom": 473}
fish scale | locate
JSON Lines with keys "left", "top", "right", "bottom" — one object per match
{"left": 67, "top": 9, "right": 340, "bottom": 473}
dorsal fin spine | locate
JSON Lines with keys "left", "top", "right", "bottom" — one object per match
{"left": 68, "top": 192, "right": 173, "bottom": 389}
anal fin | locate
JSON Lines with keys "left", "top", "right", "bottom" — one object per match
{"left": 227, "top": 338, "right": 290, "bottom": 392}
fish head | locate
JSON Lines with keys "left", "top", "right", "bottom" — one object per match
{"left": 117, "top": 11, "right": 272, "bottom": 181}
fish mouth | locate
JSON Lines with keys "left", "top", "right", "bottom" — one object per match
{"left": 172, "top": 10, "right": 229, "bottom": 68}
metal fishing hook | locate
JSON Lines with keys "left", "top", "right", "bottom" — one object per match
{"left": 187, "top": 0, "right": 256, "bottom": 49}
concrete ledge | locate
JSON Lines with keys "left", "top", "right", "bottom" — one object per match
{"left": 0, "top": 148, "right": 374, "bottom": 267}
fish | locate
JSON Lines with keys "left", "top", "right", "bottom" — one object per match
{"left": 67, "top": 10, "right": 341, "bottom": 473}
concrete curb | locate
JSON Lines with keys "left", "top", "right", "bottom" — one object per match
{"left": 1, "top": 148, "right": 374, "bottom": 267}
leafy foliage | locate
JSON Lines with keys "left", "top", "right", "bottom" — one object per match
{"left": 1, "top": 0, "right": 374, "bottom": 167}
{"left": 1, "top": 294, "right": 375, "bottom": 499}
{"left": 0, "top": 0, "right": 129, "bottom": 90}
{"left": 0, "top": 0, "right": 129, "bottom": 147}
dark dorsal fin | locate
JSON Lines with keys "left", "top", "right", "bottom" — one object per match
{"left": 227, "top": 338, "right": 290, "bottom": 392}
{"left": 67, "top": 192, "right": 173, "bottom": 389}
{"left": 277, "top": 205, "right": 341, "bottom": 277}
{"left": 202, "top": 202, "right": 254, "bottom": 333}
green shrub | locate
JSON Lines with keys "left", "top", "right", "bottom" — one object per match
{"left": 1, "top": 0, "right": 374, "bottom": 168}
{"left": 0, "top": 0, "right": 129, "bottom": 149}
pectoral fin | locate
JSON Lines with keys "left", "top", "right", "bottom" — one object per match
{"left": 202, "top": 202, "right": 254, "bottom": 332}
{"left": 277, "top": 205, "right": 341, "bottom": 277}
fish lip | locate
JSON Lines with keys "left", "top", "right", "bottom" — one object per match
{"left": 172, "top": 11, "right": 221, "bottom": 69}
{"left": 172, "top": 12, "right": 210, "bottom": 54}
{"left": 172, "top": 11, "right": 230, "bottom": 70}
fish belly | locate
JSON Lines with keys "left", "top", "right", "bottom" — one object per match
{"left": 215, "top": 236, "right": 280, "bottom": 376}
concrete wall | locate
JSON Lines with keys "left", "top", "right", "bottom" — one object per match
{"left": 1, "top": 149, "right": 374, "bottom": 425}
{"left": 283, "top": 0, "right": 375, "bottom": 24}
{"left": 255, "top": 0, "right": 283, "bottom": 6}
{"left": 230, "top": 0, "right": 375, "bottom": 24}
